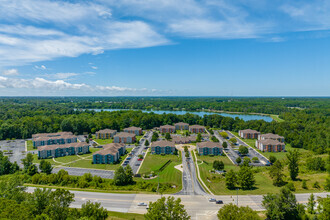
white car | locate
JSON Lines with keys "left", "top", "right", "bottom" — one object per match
{"left": 138, "top": 202, "right": 148, "bottom": 206}
{"left": 208, "top": 198, "right": 216, "bottom": 202}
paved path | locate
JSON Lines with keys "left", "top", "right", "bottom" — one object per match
{"left": 25, "top": 187, "right": 330, "bottom": 220}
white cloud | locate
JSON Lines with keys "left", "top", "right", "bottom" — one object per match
{"left": 0, "top": 76, "right": 158, "bottom": 94}
{"left": 2, "top": 69, "right": 19, "bottom": 76}
{"left": 35, "top": 65, "right": 47, "bottom": 70}
{"left": 50, "top": 72, "right": 79, "bottom": 79}
{"left": 91, "top": 66, "right": 98, "bottom": 70}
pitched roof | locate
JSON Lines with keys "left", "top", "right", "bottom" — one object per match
{"left": 159, "top": 125, "right": 175, "bottom": 129}
{"left": 151, "top": 140, "right": 175, "bottom": 148}
{"left": 115, "top": 132, "right": 136, "bottom": 138}
{"left": 103, "top": 143, "right": 125, "bottom": 150}
{"left": 189, "top": 125, "right": 205, "bottom": 129}
{"left": 96, "top": 129, "right": 117, "bottom": 134}
{"left": 260, "top": 133, "right": 284, "bottom": 139}
{"left": 38, "top": 142, "right": 89, "bottom": 151}
{"left": 197, "top": 141, "right": 222, "bottom": 148}
{"left": 32, "top": 132, "right": 73, "bottom": 139}
{"left": 34, "top": 134, "right": 76, "bottom": 142}
{"left": 257, "top": 139, "right": 284, "bottom": 145}
{"left": 124, "top": 126, "right": 142, "bottom": 131}
{"left": 174, "top": 122, "right": 189, "bottom": 126}
{"left": 239, "top": 129, "right": 260, "bottom": 134}
{"left": 93, "top": 143, "right": 124, "bottom": 156}
{"left": 93, "top": 147, "right": 119, "bottom": 156}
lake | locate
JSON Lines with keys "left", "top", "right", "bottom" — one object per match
{"left": 89, "top": 109, "right": 273, "bottom": 122}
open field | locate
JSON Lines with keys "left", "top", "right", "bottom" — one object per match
{"left": 138, "top": 153, "right": 182, "bottom": 192}
{"left": 95, "top": 138, "right": 113, "bottom": 145}
{"left": 195, "top": 150, "right": 328, "bottom": 195}
{"left": 270, "top": 114, "right": 285, "bottom": 122}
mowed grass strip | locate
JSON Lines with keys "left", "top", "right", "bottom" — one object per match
{"left": 106, "top": 211, "right": 144, "bottom": 220}
{"left": 95, "top": 138, "right": 113, "bottom": 145}
{"left": 26, "top": 140, "right": 34, "bottom": 151}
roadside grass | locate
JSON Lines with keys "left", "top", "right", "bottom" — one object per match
{"left": 135, "top": 135, "right": 143, "bottom": 143}
{"left": 26, "top": 140, "right": 34, "bottom": 151}
{"left": 196, "top": 134, "right": 328, "bottom": 195}
{"left": 138, "top": 153, "right": 182, "bottom": 192}
{"left": 231, "top": 131, "right": 310, "bottom": 161}
{"left": 270, "top": 115, "right": 285, "bottom": 122}
{"left": 107, "top": 211, "right": 145, "bottom": 220}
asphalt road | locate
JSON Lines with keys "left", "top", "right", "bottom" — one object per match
{"left": 176, "top": 150, "right": 208, "bottom": 196}
{"left": 0, "top": 139, "right": 26, "bottom": 167}
{"left": 25, "top": 187, "right": 330, "bottom": 220}
{"left": 125, "top": 131, "right": 153, "bottom": 174}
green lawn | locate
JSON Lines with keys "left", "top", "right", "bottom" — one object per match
{"left": 138, "top": 152, "right": 182, "bottom": 192}
{"left": 95, "top": 138, "right": 113, "bottom": 145}
{"left": 107, "top": 211, "right": 144, "bottom": 220}
{"left": 32, "top": 147, "right": 133, "bottom": 170}
{"left": 26, "top": 140, "right": 34, "bottom": 151}
{"left": 270, "top": 115, "right": 285, "bottom": 122}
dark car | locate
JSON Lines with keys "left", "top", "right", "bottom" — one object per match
{"left": 216, "top": 200, "right": 223, "bottom": 204}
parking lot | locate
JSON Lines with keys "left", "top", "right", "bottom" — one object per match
{"left": 52, "top": 167, "right": 115, "bottom": 179}
{"left": 0, "top": 139, "right": 26, "bottom": 167}
{"left": 214, "top": 130, "right": 269, "bottom": 166}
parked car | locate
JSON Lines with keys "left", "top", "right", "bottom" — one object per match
{"left": 208, "top": 198, "right": 216, "bottom": 202}
{"left": 138, "top": 202, "right": 148, "bottom": 206}
{"left": 138, "top": 158, "right": 143, "bottom": 161}
{"left": 216, "top": 200, "right": 223, "bottom": 204}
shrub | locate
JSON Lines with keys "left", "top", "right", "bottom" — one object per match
{"left": 302, "top": 180, "right": 308, "bottom": 189}
{"left": 269, "top": 155, "right": 277, "bottom": 164}
{"left": 252, "top": 157, "right": 259, "bottom": 163}
{"left": 313, "top": 181, "right": 320, "bottom": 189}
{"left": 286, "top": 182, "right": 296, "bottom": 191}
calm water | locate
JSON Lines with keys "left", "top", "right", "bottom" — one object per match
{"left": 89, "top": 109, "right": 273, "bottom": 122}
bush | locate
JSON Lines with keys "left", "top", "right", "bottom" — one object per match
{"left": 306, "top": 157, "right": 325, "bottom": 171}
{"left": 269, "top": 155, "right": 277, "bottom": 164}
{"left": 302, "top": 180, "right": 308, "bottom": 189}
{"left": 286, "top": 182, "right": 296, "bottom": 191}
{"left": 313, "top": 181, "right": 320, "bottom": 189}
{"left": 252, "top": 157, "right": 259, "bottom": 163}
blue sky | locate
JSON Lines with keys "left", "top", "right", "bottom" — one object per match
{"left": 0, "top": 0, "right": 329, "bottom": 96}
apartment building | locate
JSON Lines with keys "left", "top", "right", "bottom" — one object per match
{"left": 38, "top": 142, "right": 89, "bottom": 159}
{"left": 113, "top": 132, "right": 136, "bottom": 144}
{"left": 238, "top": 129, "right": 260, "bottom": 139}
{"left": 151, "top": 140, "right": 176, "bottom": 154}
{"left": 174, "top": 122, "right": 189, "bottom": 130}
{"left": 124, "top": 126, "right": 142, "bottom": 136}
{"left": 95, "top": 129, "right": 117, "bottom": 139}
{"left": 197, "top": 141, "right": 223, "bottom": 156}
{"left": 189, "top": 125, "right": 206, "bottom": 133}
{"left": 159, "top": 125, "right": 176, "bottom": 133}
{"left": 33, "top": 132, "right": 77, "bottom": 148}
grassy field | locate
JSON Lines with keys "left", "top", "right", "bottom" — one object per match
{"left": 270, "top": 115, "right": 285, "bottom": 122}
{"left": 33, "top": 147, "right": 133, "bottom": 171}
{"left": 138, "top": 152, "right": 182, "bottom": 192}
{"left": 95, "top": 138, "right": 113, "bottom": 145}
{"left": 195, "top": 142, "right": 328, "bottom": 195}
{"left": 26, "top": 140, "right": 34, "bottom": 151}
{"left": 107, "top": 211, "right": 144, "bottom": 220}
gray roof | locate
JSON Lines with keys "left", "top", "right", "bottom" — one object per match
{"left": 197, "top": 141, "right": 222, "bottom": 149}
{"left": 257, "top": 139, "right": 284, "bottom": 145}
{"left": 96, "top": 129, "right": 117, "bottom": 134}
{"left": 260, "top": 133, "right": 284, "bottom": 139}
{"left": 38, "top": 142, "right": 88, "bottom": 151}
{"left": 151, "top": 140, "right": 175, "bottom": 148}
{"left": 174, "top": 122, "right": 189, "bottom": 126}
{"left": 159, "top": 125, "right": 175, "bottom": 129}
{"left": 189, "top": 125, "right": 205, "bottom": 129}
{"left": 115, "top": 132, "right": 136, "bottom": 138}
{"left": 239, "top": 129, "right": 260, "bottom": 134}
{"left": 124, "top": 126, "right": 142, "bottom": 131}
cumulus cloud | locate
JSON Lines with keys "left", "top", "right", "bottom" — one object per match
{"left": 2, "top": 69, "right": 19, "bottom": 76}
{"left": 0, "top": 76, "right": 158, "bottom": 94}
{"left": 50, "top": 73, "right": 79, "bottom": 79}
{"left": 91, "top": 66, "right": 98, "bottom": 70}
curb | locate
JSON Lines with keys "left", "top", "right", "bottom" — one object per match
{"left": 192, "top": 150, "right": 214, "bottom": 195}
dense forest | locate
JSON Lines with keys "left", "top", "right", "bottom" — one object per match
{"left": 0, "top": 97, "right": 329, "bottom": 154}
